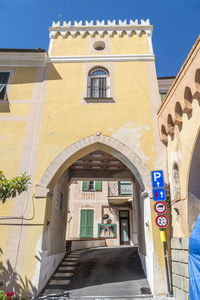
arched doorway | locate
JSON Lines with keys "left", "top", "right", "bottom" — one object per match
{"left": 35, "top": 135, "right": 163, "bottom": 296}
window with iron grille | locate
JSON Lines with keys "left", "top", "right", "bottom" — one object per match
{"left": 118, "top": 181, "right": 132, "bottom": 195}
{"left": 88, "top": 68, "right": 109, "bottom": 98}
{"left": 0, "top": 72, "right": 10, "bottom": 100}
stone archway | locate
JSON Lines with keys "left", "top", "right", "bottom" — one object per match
{"left": 37, "top": 134, "right": 151, "bottom": 195}
{"left": 35, "top": 134, "right": 165, "bottom": 296}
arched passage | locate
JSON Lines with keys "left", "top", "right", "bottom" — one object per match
{"left": 188, "top": 129, "right": 200, "bottom": 233}
{"left": 38, "top": 135, "right": 151, "bottom": 194}
{"left": 35, "top": 135, "right": 162, "bottom": 296}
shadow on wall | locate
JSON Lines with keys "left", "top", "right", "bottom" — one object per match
{"left": 0, "top": 64, "right": 62, "bottom": 113}
{"left": 12, "top": 64, "right": 62, "bottom": 84}
{"left": 0, "top": 250, "right": 37, "bottom": 299}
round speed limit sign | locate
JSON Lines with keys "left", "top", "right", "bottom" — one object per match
{"left": 155, "top": 215, "right": 169, "bottom": 228}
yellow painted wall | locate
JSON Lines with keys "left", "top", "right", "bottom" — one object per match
{"left": 110, "top": 32, "right": 149, "bottom": 54}
{"left": 0, "top": 32, "right": 165, "bottom": 296}
{"left": 8, "top": 67, "right": 36, "bottom": 100}
{"left": 0, "top": 66, "right": 37, "bottom": 278}
{"left": 35, "top": 59, "right": 155, "bottom": 183}
{"left": 52, "top": 32, "right": 149, "bottom": 56}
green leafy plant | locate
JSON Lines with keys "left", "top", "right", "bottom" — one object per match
{"left": 0, "top": 291, "right": 7, "bottom": 300}
{"left": 0, "top": 291, "right": 15, "bottom": 300}
{"left": 0, "top": 171, "right": 31, "bottom": 203}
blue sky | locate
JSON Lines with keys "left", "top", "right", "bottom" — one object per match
{"left": 0, "top": 0, "right": 199, "bottom": 77}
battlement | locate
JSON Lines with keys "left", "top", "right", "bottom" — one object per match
{"left": 49, "top": 19, "right": 153, "bottom": 39}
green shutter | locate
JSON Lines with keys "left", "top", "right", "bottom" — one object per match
{"left": 160, "top": 92, "right": 167, "bottom": 102}
{"left": 80, "top": 210, "right": 93, "bottom": 238}
{"left": 95, "top": 181, "right": 102, "bottom": 191}
{"left": 87, "top": 210, "right": 94, "bottom": 237}
{"left": 80, "top": 210, "right": 87, "bottom": 238}
{"left": 82, "top": 181, "right": 89, "bottom": 191}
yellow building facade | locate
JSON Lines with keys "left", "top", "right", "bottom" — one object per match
{"left": 0, "top": 20, "right": 167, "bottom": 297}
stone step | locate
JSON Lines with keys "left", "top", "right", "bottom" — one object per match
{"left": 52, "top": 273, "right": 74, "bottom": 279}
{"left": 48, "top": 278, "right": 70, "bottom": 289}
{"left": 54, "top": 270, "right": 75, "bottom": 274}
{"left": 63, "top": 258, "right": 79, "bottom": 262}
{"left": 61, "top": 262, "right": 78, "bottom": 266}
{"left": 57, "top": 266, "right": 76, "bottom": 271}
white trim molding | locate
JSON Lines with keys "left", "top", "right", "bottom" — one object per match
{"left": 49, "top": 19, "right": 153, "bottom": 39}
{"left": 49, "top": 54, "right": 155, "bottom": 63}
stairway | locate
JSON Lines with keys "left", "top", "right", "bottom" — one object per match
{"left": 37, "top": 247, "right": 165, "bottom": 300}
{"left": 39, "top": 250, "right": 85, "bottom": 297}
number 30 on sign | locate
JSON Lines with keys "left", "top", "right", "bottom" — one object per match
{"left": 155, "top": 215, "right": 169, "bottom": 228}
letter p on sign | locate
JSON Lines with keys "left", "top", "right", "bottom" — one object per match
{"left": 151, "top": 170, "right": 164, "bottom": 189}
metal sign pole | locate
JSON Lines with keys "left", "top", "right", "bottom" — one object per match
{"left": 160, "top": 230, "right": 172, "bottom": 297}
{"left": 151, "top": 170, "right": 172, "bottom": 297}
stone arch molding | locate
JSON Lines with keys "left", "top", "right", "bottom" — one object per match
{"left": 37, "top": 134, "right": 151, "bottom": 196}
{"left": 160, "top": 67, "right": 200, "bottom": 145}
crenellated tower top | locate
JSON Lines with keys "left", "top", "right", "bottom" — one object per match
{"left": 49, "top": 19, "right": 153, "bottom": 39}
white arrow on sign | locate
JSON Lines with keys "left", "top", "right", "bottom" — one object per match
{"left": 160, "top": 191, "right": 164, "bottom": 198}
{"left": 157, "top": 182, "right": 160, "bottom": 187}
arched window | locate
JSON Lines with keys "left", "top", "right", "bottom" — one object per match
{"left": 88, "top": 68, "right": 110, "bottom": 98}
{"left": 173, "top": 163, "right": 181, "bottom": 201}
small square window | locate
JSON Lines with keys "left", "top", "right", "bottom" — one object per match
{"left": 82, "top": 181, "right": 102, "bottom": 191}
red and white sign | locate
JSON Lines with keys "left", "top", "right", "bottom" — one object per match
{"left": 155, "top": 215, "right": 169, "bottom": 228}
{"left": 154, "top": 201, "right": 167, "bottom": 214}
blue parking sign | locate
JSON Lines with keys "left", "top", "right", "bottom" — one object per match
{"left": 151, "top": 170, "right": 164, "bottom": 189}
{"left": 153, "top": 188, "right": 166, "bottom": 201}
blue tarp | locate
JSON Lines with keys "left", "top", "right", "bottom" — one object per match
{"left": 189, "top": 214, "right": 200, "bottom": 299}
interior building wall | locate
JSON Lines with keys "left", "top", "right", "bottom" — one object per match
{"left": 67, "top": 180, "right": 134, "bottom": 247}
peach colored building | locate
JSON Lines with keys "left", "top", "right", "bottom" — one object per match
{"left": 158, "top": 35, "right": 200, "bottom": 300}
{"left": 67, "top": 180, "right": 136, "bottom": 247}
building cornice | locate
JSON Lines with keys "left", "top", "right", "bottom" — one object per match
{"left": 0, "top": 52, "right": 48, "bottom": 67}
{"left": 157, "top": 35, "right": 200, "bottom": 145}
{"left": 49, "top": 19, "right": 153, "bottom": 39}
{"left": 49, "top": 54, "right": 154, "bottom": 63}
{"left": 158, "top": 34, "right": 200, "bottom": 114}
